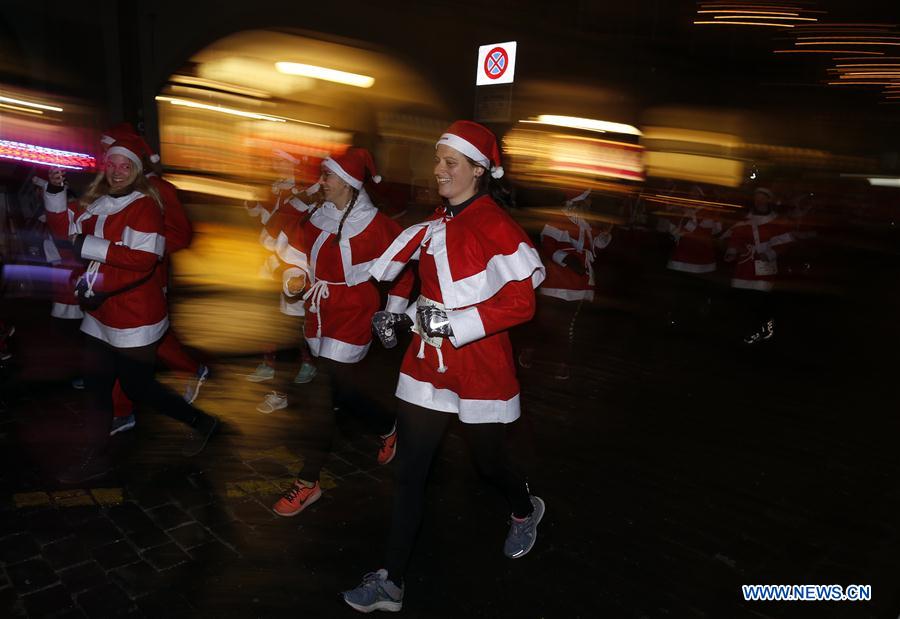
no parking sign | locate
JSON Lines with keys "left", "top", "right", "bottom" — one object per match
{"left": 476, "top": 41, "right": 517, "bottom": 86}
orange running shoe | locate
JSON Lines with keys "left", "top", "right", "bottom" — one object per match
{"left": 272, "top": 480, "right": 322, "bottom": 517}
{"left": 377, "top": 426, "right": 398, "bottom": 466}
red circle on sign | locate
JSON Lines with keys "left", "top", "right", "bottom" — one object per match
{"left": 483, "top": 47, "right": 509, "bottom": 80}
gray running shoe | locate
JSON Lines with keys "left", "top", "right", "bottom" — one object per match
{"left": 504, "top": 495, "right": 545, "bottom": 559}
{"left": 342, "top": 569, "right": 403, "bottom": 613}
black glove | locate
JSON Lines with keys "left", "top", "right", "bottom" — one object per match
{"left": 417, "top": 305, "right": 453, "bottom": 338}
{"left": 563, "top": 253, "right": 586, "bottom": 276}
{"left": 372, "top": 311, "right": 412, "bottom": 349}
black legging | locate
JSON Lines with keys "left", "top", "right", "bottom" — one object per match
{"left": 288, "top": 357, "right": 395, "bottom": 483}
{"left": 384, "top": 401, "right": 533, "bottom": 582}
{"left": 83, "top": 334, "right": 207, "bottom": 446}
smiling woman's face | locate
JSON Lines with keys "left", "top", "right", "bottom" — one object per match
{"left": 105, "top": 154, "right": 137, "bottom": 192}
{"left": 434, "top": 144, "right": 483, "bottom": 206}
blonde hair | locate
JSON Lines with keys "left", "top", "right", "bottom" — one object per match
{"left": 81, "top": 164, "right": 164, "bottom": 212}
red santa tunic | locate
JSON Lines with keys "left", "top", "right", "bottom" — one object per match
{"left": 664, "top": 208, "right": 722, "bottom": 274}
{"left": 44, "top": 189, "right": 167, "bottom": 347}
{"left": 275, "top": 190, "right": 411, "bottom": 363}
{"left": 539, "top": 208, "right": 611, "bottom": 302}
{"left": 369, "top": 195, "right": 545, "bottom": 424}
{"left": 722, "top": 213, "right": 794, "bottom": 292}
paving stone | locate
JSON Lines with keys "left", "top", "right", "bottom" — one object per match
{"left": 189, "top": 503, "right": 238, "bottom": 529}
{"left": 76, "top": 583, "right": 135, "bottom": 618}
{"left": 136, "top": 590, "right": 193, "bottom": 618}
{"left": 91, "top": 541, "right": 139, "bottom": 570}
{"left": 77, "top": 518, "right": 124, "bottom": 550}
{"left": 0, "top": 534, "right": 40, "bottom": 564}
{"left": 128, "top": 486, "right": 171, "bottom": 510}
{"left": 105, "top": 503, "right": 156, "bottom": 535}
{"left": 108, "top": 561, "right": 162, "bottom": 599}
{"left": 322, "top": 454, "right": 358, "bottom": 478}
{"left": 168, "top": 487, "right": 214, "bottom": 511}
{"left": 59, "top": 562, "right": 108, "bottom": 595}
{"left": 42, "top": 536, "right": 89, "bottom": 570}
{"left": 21, "top": 583, "right": 74, "bottom": 618}
{"left": 142, "top": 543, "right": 190, "bottom": 571}
{"left": 27, "top": 509, "right": 73, "bottom": 544}
{"left": 166, "top": 523, "right": 213, "bottom": 550}
{"left": 126, "top": 525, "right": 171, "bottom": 551}
{"left": 246, "top": 458, "right": 292, "bottom": 478}
{"left": 6, "top": 559, "right": 59, "bottom": 594}
{"left": 147, "top": 505, "right": 193, "bottom": 531}
{"left": 0, "top": 510, "right": 27, "bottom": 539}
{"left": 61, "top": 507, "right": 101, "bottom": 527}
{"left": 0, "top": 585, "right": 25, "bottom": 617}
{"left": 186, "top": 540, "right": 231, "bottom": 561}
{"left": 230, "top": 499, "right": 276, "bottom": 525}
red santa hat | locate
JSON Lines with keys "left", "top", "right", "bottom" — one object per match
{"left": 101, "top": 123, "right": 160, "bottom": 164}
{"left": 106, "top": 133, "right": 151, "bottom": 173}
{"left": 436, "top": 120, "right": 504, "bottom": 179}
{"left": 322, "top": 147, "right": 382, "bottom": 190}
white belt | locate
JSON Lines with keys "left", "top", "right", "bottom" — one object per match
{"left": 303, "top": 279, "right": 345, "bottom": 340}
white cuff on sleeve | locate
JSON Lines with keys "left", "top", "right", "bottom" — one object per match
{"left": 552, "top": 249, "right": 572, "bottom": 267}
{"left": 44, "top": 190, "right": 68, "bottom": 214}
{"left": 80, "top": 235, "right": 111, "bottom": 262}
{"left": 447, "top": 306, "right": 486, "bottom": 348}
{"left": 385, "top": 295, "right": 409, "bottom": 314}
{"left": 282, "top": 267, "right": 307, "bottom": 297}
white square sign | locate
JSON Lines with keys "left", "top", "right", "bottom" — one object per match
{"left": 476, "top": 41, "right": 517, "bottom": 86}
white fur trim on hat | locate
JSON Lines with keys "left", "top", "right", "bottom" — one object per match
{"left": 437, "top": 133, "right": 491, "bottom": 171}
{"left": 106, "top": 145, "right": 143, "bottom": 172}
{"left": 323, "top": 158, "right": 362, "bottom": 190}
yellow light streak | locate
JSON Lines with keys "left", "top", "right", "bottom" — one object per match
{"left": 694, "top": 20, "right": 794, "bottom": 27}
{"left": 698, "top": 9, "right": 799, "bottom": 16}
{"left": 0, "top": 103, "right": 43, "bottom": 115}
{"left": 522, "top": 116, "right": 643, "bottom": 136}
{"left": 713, "top": 15, "right": 816, "bottom": 21}
{"left": 0, "top": 94, "right": 62, "bottom": 112}
{"left": 156, "top": 96, "right": 286, "bottom": 122}
{"left": 274, "top": 62, "right": 374, "bottom": 88}
{"left": 169, "top": 75, "right": 271, "bottom": 98}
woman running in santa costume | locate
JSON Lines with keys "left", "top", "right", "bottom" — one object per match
{"left": 44, "top": 134, "right": 219, "bottom": 483}
{"left": 269, "top": 147, "right": 412, "bottom": 517}
{"left": 342, "top": 121, "right": 546, "bottom": 613}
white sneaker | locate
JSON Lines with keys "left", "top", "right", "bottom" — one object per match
{"left": 245, "top": 363, "right": 275, "bottom": 382}
{"left": 256, "top": 392, "right": 288, "bottom": 414}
